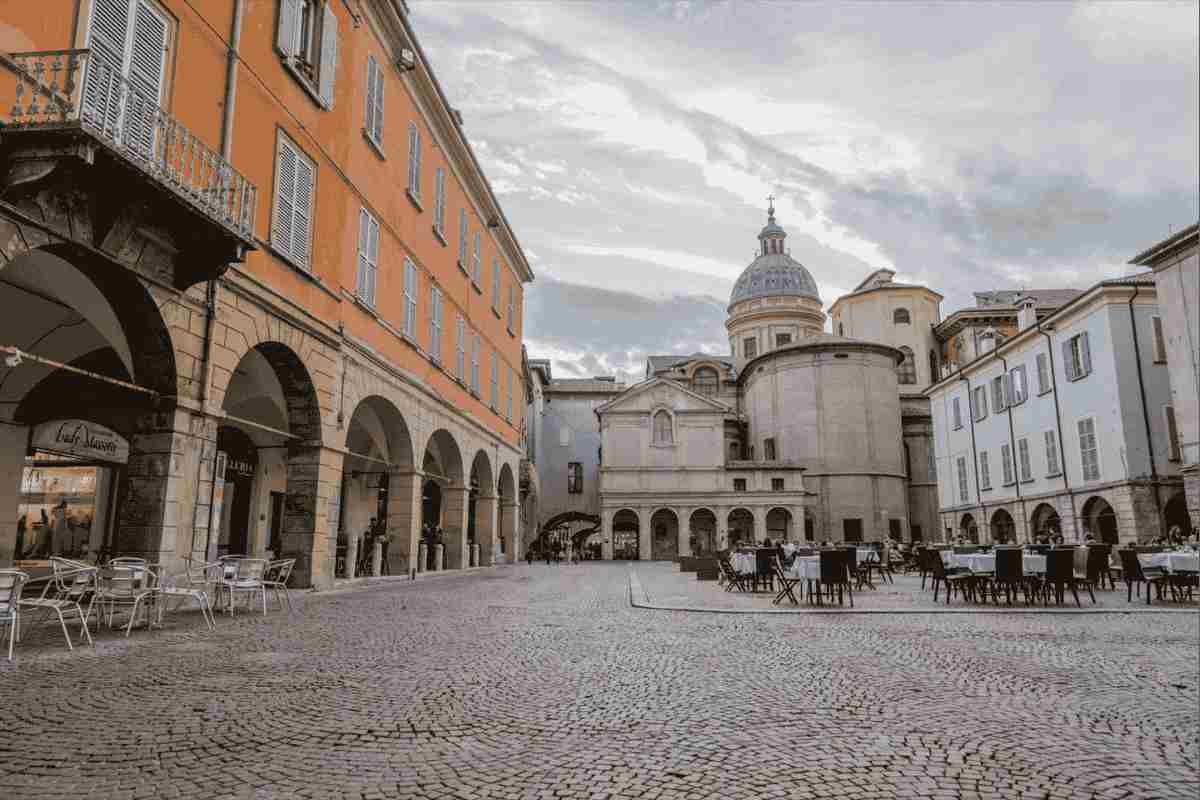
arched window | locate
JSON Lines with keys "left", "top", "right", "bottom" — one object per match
{"left": 897, "top": 346, "right": 917, "bottom": 384}
{"left": 652, "top": 410, "right": 674, "bottom": 444}
{"left": 692, "top": 367, "right": 718, "bottom": 397}
{"left": 893, "top": 308, "right": 911, "bottom": 324}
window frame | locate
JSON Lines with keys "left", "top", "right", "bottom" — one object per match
{"left": 471, "top": 231, "right": 482, "bottom": 286}
{"left": 771, "top": 477, "right": 785, "bottom": 491}
{"left": 979, "top": 450, "right": 991, "bottom": 491}
{"left": 1009, "top": 365, "right": 1027, "bottom": 405}
{"left": 971, "top": 386, "right": 988, "bottom": 422}
{"left": 956, "top": 456, "right": 968, "bottom": 504}
{"left": 567, "top": 461, "right": 583, "bottom": 494}
{"left": 1044, "top": 429, "right": 1061, "bottom": 476}
{"left": 763, "top": 437, "right": 776, "bottom": 461}
{"left": 454, "top": 314, "right": 465, "bottom": 381}
{"left": 457, "top": 208, "right": 469, "bottom": 270}
{"left": 432, "top": 167, "right": 446, "bottom": 242}
{"left": 363, "top": 53, "right": 385, "bottom": 149}
{"left": 402, "top": 258, "right": 418, "bottom": 339}
{"left": 1064, "top": 332, "right": 1092, "bottom": 382}
{"left": 1035, "top": 352, "right": 1051, "bottom": 395}
{"left": 893, "top": 308, "right": 911, "bottom": 325}
{"left": 406, "top": 120, "right": 422, "bottom": 205}
{"left": 652, "top": 409, "right": 675, "bottom": 446}
{"left": 489, "top": 349, "right": 498, "bottom": 410}
{"left": 1017, "top": 437, "right": 1032, "bottom": 482}
{"left": 733, "top": 478, "right": 747, "bottom": 492}
{"left": 1077, "top": 416, "right": 1100, "bottom": 482}
{"left": 744, "top": 336, "right": 758, "bottom": 360}
{"left": 952, "top": 396, "right": 963, "bottom": 430}
{"left": 427, "top": 284, "right": 442, "bottom": 364}
{"left": 469, "top": 332, "right": 480, "bottom": 395}
{"left": 276, "top": 0, "right": 337, "bottom": 109}
{"left": 354, "top": 206, "right": 379, "bottom": 307}
{"left": 270, "top": 130, "right": 317, "bottom": 271}
{"left": 775, "top": 332, "right": 792, "bottom": 348}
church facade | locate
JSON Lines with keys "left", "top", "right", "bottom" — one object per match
{"left": 595, "top": 206, "right": 941, "bottom": 556}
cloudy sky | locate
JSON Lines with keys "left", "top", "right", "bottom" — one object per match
{"left": 410, "top": 1, "right": 1199, "bottom": 382}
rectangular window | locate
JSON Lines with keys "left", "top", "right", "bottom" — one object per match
{"left": 469, "top": 333, "right": 480, "bottom": 394}
{"left": 1018, "top": 437, "right": 1032, "bottom": 482}
{"left": 567, "top": 462, "right": 582, "bottom": 494}
{"left": 454, "top": 315, "right": 465, "bottom": 380}
{"left": 771, "top": 477, "right": 784, "bottom": 491}
{"left": 471, "top": 232, "right": 481, "bottom": 284}
{"left": 506, "top": 368, "right": 513, "bottom": 421}
{"left": 507, "top": 284, "right": 515, "bottom": 331}
{"left": 1078, "top": 417, "right": 1100, "bottom": 481}
{"left": 1165, "top": 405, "right": 1181, "bottom": 461}
{"left": 276, "top": 0, "right": 338, "bottom": 108}
{"left": 1036, "top": 352, "right": 1051, "bottom": 395}
{"left": 491, "top": 260, "right": 501, "bottom": 311}
{"left": 763, "top": 437, "right": 776, "bottom": 461}
{"left": 406, "top": 121, "right": 422, "bottom": 200}
{"left": 1151, "top": 315, "right": 1167, "bottom": 363}
{"left": 971, "top": 386, "right": 988, "bottom": 421}
{"left": 952, "top": 397, "right": 963, "bottom": 430}
{"left": 956, "top": 456, "right": 968, "bottom": 503}
{"left": 363, "top": 54, "right": 384, "bottom": 146}
{"left": 428, "top": 285, "right": 442, "bottom": 363}
{"left": 489, "top": 350, "right": 498, "bottom": 410}
{"left": 1001, "top": 443, "right": 1014, "bottom": 485}
{"left": 775, "top": 333, "right": 792, "bottom": 347}
{"left": 843, "top": 519, "right": 863, "bottom": 543}
{"left": 402, "top": 258, "right": 417, "bottom": 338}
{"left": 1009, "top": 365, "right": 1027, "bottom": 405}
{"left": 1063, "top": 332, "right": 1092, "bottom": 381}
{"left": 1044, "top": 429, "right": 1061, "bottom": 475}
{"left": 355, "top": 207, "right": 379, "bottom": 306}
{"left": 458, "top": 209, "right": 468, "bottom": 266}
{"left": 979, "top": 451, "right": 991, "bottom": 490}
{"left": 991, "top": 375, "right": 1007, "bottom": 412}
{"left": 889, "top": 519, "right": 903, "bottom": 540}
{"left": 733, "top": 478, "right": 747, "bottom": 492}
{"left": 744, "top": 337, "right": 758, "bottom": 359}
{"left": 433, "top": 167, "right": 446, "bottom": 238}
{"left": 271, "top": 132, "right": 316, "bottom": 269}
{"left": 559, "top": 427, "right": 570, "bottom": 447}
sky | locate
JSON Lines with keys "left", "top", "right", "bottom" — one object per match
{"left": 409, "top": 1, "right": 1200, "bottom": 383}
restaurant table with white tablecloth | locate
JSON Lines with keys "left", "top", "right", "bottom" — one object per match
{"left": 1140, "top": 551, "right": 1200, "bottom": 574}
{"left": 941, "top": 551, "right": 1047, "bottom": 574}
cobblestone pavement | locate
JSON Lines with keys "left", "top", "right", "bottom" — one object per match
{"left": 0, "top": 563, "right": 1196, "bottom": 800}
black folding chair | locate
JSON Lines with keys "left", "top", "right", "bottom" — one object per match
{"left": 771, "top": 556, "right": 802, "bottom": 606}
{"left": 718, "top": 557, "right": 750, "bottom": 593}
{"left": 816, "top": 550, "right": 853, "bottom": 608}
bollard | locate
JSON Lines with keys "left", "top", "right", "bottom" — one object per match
{"left": 434, "top": 543, "right": 444, "bottom": 571}
{"left": 470, "top": 542, "right": 480, "bottom": 567}
{"left": 417, "top": 541, "right": 427, "bottom": 573}
{"left": 371, "top": 539, "right": 383, "bottom": 577}
{"left": 345, "top": 538, "right": 358, "bottom": 579}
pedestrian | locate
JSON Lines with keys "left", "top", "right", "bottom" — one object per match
{"left": 526, "top": 546, "right": 535, "bottom": 566}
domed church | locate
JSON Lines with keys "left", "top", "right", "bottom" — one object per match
{"left": 594, "top": 202, "right": 942, "bottom": 559}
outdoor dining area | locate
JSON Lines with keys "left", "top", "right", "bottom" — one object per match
{"left": 0, "top": 555, "right": 296, "bottom": 661}
{"left": 714, "top": 542, "right": 896, "bottom": 607}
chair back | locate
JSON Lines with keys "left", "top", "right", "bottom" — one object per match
{"left": 796, "top": 548, "right": 815, "bottom": 557}
{"left": 0, "top": 570, "right": 29, "bottom": 617}
{"left": 754, "top": 548, "right": 774, "bottom": 577}
{"left": 265, "top": 559, "right": 296, "bottom": 586}
{"left": 99, "top": 564, "right": 155, "bottom": 596}
{"left": 926, "top": 550, "right": 949, "bottom": 579}
{"left": 994, "top": 548, "right": 1022, "bottom": 580}
{"left": 819, "top": 550, "right": 847, "bottom": 583}
{"left": 1084, "top": 545, "right": 1110, "bottom": 580}
{"left": 234, "top": 558, "right": 268, "bottom": 583}
{"left": 1045, "top": 548, "right": 1074, "bottom": 581}
{"left": 51, "top": 559, "right": 98, "bottom": 600}
{"left": 843, "top": 547, "right": 857, "bottom": 570}
{"left": 771, "top": 555, "right": 789, "bottom": 584}
{"left": 1117, "top": 549, "right": 1146, "bottom": 581}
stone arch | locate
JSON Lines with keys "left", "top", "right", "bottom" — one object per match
{"left": 688, "top": 508, "right": 717, "bottom": 555}
{"left": 649, "top": 508, "right": 679, "bottom": 560}
{"left": 959, "top": 513, "right": 979, "bottom": 543}
{"left": 1163, "top": 491, "right": 1192, "bottom": 539}
{"left": 728, "top": 507, "right": 755, "bottom": 547}
{"left": 690, "top": 364, "right": 720, "bottom": 397}
{"left": 612, "top": 508, "right": 640, "bottom": 560}
{"left": 421, "top": 428, "right": 467, "bottom": 568}
{"left": 766, "top": 507, "right": 792, "bottom": 542}
{"left": 989, "top": 508, "right": 1015, "bottom": 544}
{"left": 496, "top": 461, "right": 517, "bottom": 562}
{"left": 1030, "top": 502, "right": 1062, "bottom": 541}
{"left": 467, "top": 450, "right": 496, "bottom": 566}
{"left": 1081, "top": 495, "right": 1118, "bottom": 544}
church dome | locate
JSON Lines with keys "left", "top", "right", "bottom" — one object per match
{"left": 729, "top": 202, "right": 821, "bottom": 307}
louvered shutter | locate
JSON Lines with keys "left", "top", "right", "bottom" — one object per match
{"left": 1152, "top": 316, "right": 1166, "bottom": 361}
{"left": 277, "top": 0, "right": 300, "bottom": 57}
{"left": 458, "top": 210, "right": 468, "bottom": 263}
{"left": 1062, "top": 340, "right": 1076, "bottom": 381}
{"left": 272, "top": 139, "right": 297, "bottom": 259}
{"left": 292, "top": 151, "right": 314, "bottom": 267}
{"left": 1044, "top": 430, "right": 1060, "bottom": 475}
{"left": 318, "top": 2, "right": 338, "bottom": 109}
{"left": 84, "top": 0, "right": 130, "bottom": 133}
{"left": 364, "top": 56, "right": 376, "bottom": 136}
{"left": 1165, "top": 406, "right": 1180, "bottom": 461}
{"left": 356, "top": 208, "right": 369, "bottom": 300}
{"left": 373, "top": 58, "right": 384, "bottom": 140}
{"left": 367, "top": 214, "right": 379, "bottom": 304}
{"left": 435, "top": 168, "right": 446, "bottom": 233}
{"left": 428, "top": 286, "right": 436, "bottom": 352}
{"left": 124, "top": 2, "right": 167, "bottom": 155}
{"left": 1079, "top": 332, "right": 1091, "bottom": 376}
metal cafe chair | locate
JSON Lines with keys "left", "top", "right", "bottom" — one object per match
{"left": 155, "top": 571, "right": 217, "bottom": 631}
{"left": 0, "top": 570, "right": 30, "bottom": 661}
{"left": 217, "top": 558, "right": 269, "bottom": 616}
{"left": 262, "top": 559, "right": 296, "bottom": 611}
{"left": 18, "top": 566, "right": 97, "bottom": 651}
{"left": 95, "top": 563, "right": 160, "bottom": 636}
{"left": 770, "top": 556, "right": 803, "bottom": 606}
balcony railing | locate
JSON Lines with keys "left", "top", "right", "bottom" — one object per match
{"left": 6, "top": 49, "right": 256, "bottom": 244}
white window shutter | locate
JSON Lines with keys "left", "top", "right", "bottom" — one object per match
{"left": 1062, "top": 340, "right": 1075, "bottom": 381}
{"left": 407, "top": 123, "right": 420, "bottom": 194}
{"left": 276, "top": 0, "right": 300, "bottom": 57}
{"left": 356, "top": 208, "right": 368, "bottom": 298}
{"left": 1165, "top": 406, "right": 1180, "bottom": 460}
{"left": 318, "top": 3, "right": 338, "bottom": 109}
{"left": 272, "top": 139, "right": 297, "bottom": 257}
{"left": 364, "top": 56, "right": 376, "bottom": 135}
{"left": 1079, "top": 332, "right": 1091, "bottom": 376}
{"left": 367, "top": 215, "right": 379, "bottom": 303}
{"left": 292, "top": 153, "right": 314, "bottom": 266}
{"left": 373, "top": 60, "right": 385, "bottom": 141}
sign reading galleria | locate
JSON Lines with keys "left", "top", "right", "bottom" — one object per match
{"left": 31, "top": 420, "right": 130, "bottom": 464}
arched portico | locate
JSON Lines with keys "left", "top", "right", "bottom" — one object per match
{"left": 728, "top": 508, "right": 754, "bottom": 548}
{"left": 611, "top": 508, "right": 640, "bottom": 560}
{"left": 1030, "top": 503, "right": 1061, "bottom": 542}
{"left": 1081, "top": 496, "right": 1118, "bottom": 544}
{"left": 766, "top": 507, "right": 792, "bottom": 542}
{"left": 469, "top": 450, "right": 496, "bottom": 567}
{"left": 989, "top": 508, "right": 1015, "bottom": 544}
{"left": 650, "top": 508, "right": 679, "bottom": 560}
{"left": 422, "top": 429, "right": 466, "bottom": 568}
{"left": 689, "top": 508, "right": 717, "bottom": 556}
{"left": 497, "top": 462, "right": 517, "bottom": 564}
{"left": 959, "top": 513, "right": 979, "bottom": 543}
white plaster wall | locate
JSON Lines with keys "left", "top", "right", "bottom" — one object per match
{"left": 831, "top": 291, "right": 941, "bottom": 388}
{"left": 1152, "top": 249, "right": 1199, "bottom": 467}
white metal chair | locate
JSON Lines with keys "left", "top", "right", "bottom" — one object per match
{"left": 0, "top": 570, "right": 30, "bottom": 661}
{"left": 156, "top": 571, "right": 217, "bottom": 630}
{"left": 18, "top": 566, "right": 97, "bottom": 651}
{"left": 262, "top": 559, "right": 296, "bottom": 611}
{"left": 94, "top": 563, "right": 159, "bottom": 636}
{"left": 218, "top": 558, "right": 268, "bottom": 616}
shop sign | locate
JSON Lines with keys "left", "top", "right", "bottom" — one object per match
{"left": 31, "top": 420, "right": 130, "bottom": 464}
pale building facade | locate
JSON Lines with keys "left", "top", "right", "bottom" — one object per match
{"left": 927, "top": 277, "right": 1185, "bottom": 545}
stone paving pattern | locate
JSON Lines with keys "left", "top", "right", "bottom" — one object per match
{"left": 0, "top": 563, "right": 1197, "bottom": 799}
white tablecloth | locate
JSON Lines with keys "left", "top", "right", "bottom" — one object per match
{"left": 785, "top": 556, "right": 820, "bottom": 580}
{"left": 1140, "top": 551, "right": 1200, "bottom": 574}
{"left": 730, "top": 552, "right": 756, "bottom": 575}
{"left": 945, "top": 552, "right": 1047, "bottom": 574}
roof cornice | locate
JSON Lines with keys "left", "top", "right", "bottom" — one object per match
{"left": 1128, "top": 222, "right": 1199, "bottom": 267}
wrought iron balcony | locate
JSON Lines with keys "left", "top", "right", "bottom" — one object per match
{"left": 5, "top": 48, "right": 256, "bottom": 247}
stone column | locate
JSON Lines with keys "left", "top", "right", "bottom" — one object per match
{"left": 433, "top": 542, "right": 444, "bottom": 570}
{"left": 601, "top": 509, "right": 614, "bottom": 560}
{"left": 281, "top": 442, "right": 345, "bottom": 589}
{"left": 637, "top": 507, "right": 652, "bottom": 561}
{"left": 474, "top": 491, "right": 498, "bottom": 567}
{"left": 795, "top": 506, "right": 806, "bottom": 543}
{"left": 753, "top": 508, "right": 768, "bottom": 545}
{"left": 417, "top": 540, "right": 427, "bottom": 573}
{"left": 344, "top": 536, "right": 358, "bottom": 578}
{"left": 499, "top": 500, "right": 518, "bottom": 565}
{"left": 442, "top": 483, "right": 469, "bottom": 569}
{"left": 371, "top": 539, "right": 383, "bottom": 577}
{"left": 677, "top": 507, "right": 691, "bottom": 556}
{"left": 386, "top": 468, "right": 421, "bottom": 577}
{"left": 715, "top": 507, "right": 728, "bottom": 550}
{"left": 0, "top": 424, "right": 28, "bottom": 567}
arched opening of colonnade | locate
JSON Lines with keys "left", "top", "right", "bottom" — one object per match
{"left": 1030, "top": 503, "right": 1062, "bottom": 542}
{"left": 421, "top": 430, "right": 465, "bottom": 569}
{"left": 467, "top": 450, "right": 496, "bottom": 567}
{"left": 612, "top": 509, "right": 640, "bottom": 560}
{"left": 689, "top": 509, "right": 717, "bottom": 556}
{"left": 1081, "top": 496, "right": 1118, "bottom": 544}
{"left": 650, "top": 509, "right": 679, "bottom": 560}
{"left": 727, "top": 508, "right": 754, "bottom": 548}
{"left": 959, "top": 513, "right": 979, "bottom": 543}
{"left": 337, "top": 396, "right": 414, "bottom": 578}
{"left": 496, "top": 463, "right": 517, "bottom": 563}
{"left": 766, "top": 508, "right": 792, "bottom": 543}
{"left": 989, "top": 508, "right": 1015, "bottom": 544}
{"left": 1163, "top": 492, "right": 1193, "bottom": 540}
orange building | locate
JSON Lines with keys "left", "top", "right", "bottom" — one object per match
{"left": 0, "top": 0, "right": 534, "bottom": 587}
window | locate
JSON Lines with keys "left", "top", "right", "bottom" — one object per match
{"left": 454, "top": 315, "right": 465, "bottom": 380}
{"left": 1036, "top": 352, "right": 1051, "bottom": 395}
{"left": 85, "top": 0, "right": 170, "bottom": 156}
{"left": 728, "top": 441, "right": 740, "bottom": 460}
{"left": 1165, "top": 405, "right": 1181, "bottom": 461}
{"left": 1009, "top": 365, "right": 1027, "bottom": 405}
{"left": 363, "top": 53, "right": 384, "bottom": 146}
{"left": 991, "top": 375, "right": 1007, "bottom": 411}
{"left": 979, "top": 451, "right": 991, "bottom": 490}
{"left": 763, "top": 437, "right": 776, "bottom": 461}
{"left": 744, "top": 337, "right": 758, "bottom": 359}
{"left": 1078, "top": 417, "right": 1100, "bottom": 481}
{"left": 355, "top": 207, "right": 378, "bottom": 306}
{"left": 406, "top": 121, "right": 422, "bottom": 201}
{"left": 276, "top": 0, "right": 338, "bottom": 108}
{"left": 971, "top": 386, "right": 988, "bottom": 421}
{"left": 911, "top": 524, "right": 923, "bottom": 542}
{"left": 693, "top": 367, "right": 718, "bottom": 397}
{"left": 471, "top": 232, "right": 481, "bottom": 284}
{"left": 427, "top": 285, "right": 442, "bottom": 363}
{"left": 897, "top": 346, "right": 916, "bottom": 384}
{"left": 1044, "top": 430, "right": 1061, "bottom": 475}
{"left": 1001, "top": 443, "right": 1014, "bottom": 485}
{"left": 457, "top": 209, "right": 469, "bottom": 267}
{"left": 559, "top": 427, "right": 570, "bottom": 447}
{"left": 433, "top": 167, "right": 446, "bottom": 239}
{"left": 771, "top": 478, "right": 785, "bottom": 491}
{"left": 1017, "top": 437, "right": 1032, "bottom": 482}
{"left": 270, "top": 133, "right": 316, "bottom": 269}
{"left": 893, "top": 308, "right": 911, "bottom": 324}
{"left": 652, "top": 410, "right": 673, "bottom": 444}
{"left": 506, "top": 368, "right": 513, "bottom": 421}
{"left": 469, "top": 333, "right": 480, "bottom": 394}
{"left": 1063, "top": 332, "right": 1092, "bottom": 381}
{"left": 843, "top": 519, "right": 863, "bottom": 543}
{"left": 775, "top": 333, "right": 792, "bottom": 347}
{"left": 506, "top": 284, "right": 515, "bottom": 331}
{"left": 489, "top": 350, "right": 498, "bottom": 410}
{"left": 956, "top": 457, "right": 968, "bottom": 503}
{"left": 805, "top": 518, "right": 815, "bottom": 541}
{"left": 567, "top": 462, "right": 582, "bottom": 494}
{"left": 952, "top": 397, "right": 963, "bottom": 430}
{"left": 733, "top": 478, "right": 747, "bottom": 492}
{"left": 1151, "top": 316, "right": 1167, "bottom": 363}
{"left": 889, "top": 519, "right": 903, "bottom": 540}
{"left": 491, "top": 260, "right": 501, "bottom": 311}
{"left": 402, "top": 258, "right": 418, "bottom": 338}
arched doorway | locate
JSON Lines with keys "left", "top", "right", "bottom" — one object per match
{"left": 989, "top": 508, "right": 1015, "bottom": 544}
{"left": 422, "top": 429, "right": 464, "bottom": 568}
{"left": 215, "top": 426, "right": 258, "bottom": 557}
{"left": 612, "top": 509, "right": 640, "bottom": 560}
{"left": 1082, "top": 496, "right": 1118, "bottom": 544}
{"left": 766, "top": 507, "right": 792, "bottom": 542}
{"left": 959, "top": 513, "right": 979, "bottom": 543}
{"left": 650, "top": 508, "right": 679, "bottom": 560}
{"left": 689, "top": 509, "right": 717, "bottom": 555}
{"left": 1030, "top": 503, "right": 1062, "bottom": 541}
{"left": 728, "top": 508, "right": 754, "bottom": 548}
{"left": 497, "top": 462, "right": 517, "bottom": 563}
{"left": 1163, "top": 492, "right": 1192, "bottom": 540}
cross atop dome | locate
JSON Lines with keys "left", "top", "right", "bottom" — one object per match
{"left": 758, "top": 196, "right": 786, "bottom": 254}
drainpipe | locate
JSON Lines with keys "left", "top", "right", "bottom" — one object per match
{"left": 1127, "top": 283, "right": 1165, "bottom": 539}
{"left": 958, "top": 374, "right": 984, "bottom": 541}
{"left": 1037, "top": 320, "right": 1078, "bottom": 542}
{"left": 995, "top": 351, "right": 1026, "bottom": 544}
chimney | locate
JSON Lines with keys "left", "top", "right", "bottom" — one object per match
{"left": 1016, "top": 295, "right": 1037, "bottom": 331}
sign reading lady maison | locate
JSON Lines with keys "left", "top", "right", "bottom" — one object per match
{"left": 31, "top": 420, "right": 130, "bottom": 464}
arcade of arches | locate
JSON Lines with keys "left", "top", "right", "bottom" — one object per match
{"left": 599, "top": 504, "right": 807, "bottom": 560}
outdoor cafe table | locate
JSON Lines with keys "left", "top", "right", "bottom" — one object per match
{"left": 1140, "top": 551, "right": 1200, "bottom": 574}
{"left": 942, "top": 551, "right": 1047, "bottom": 574}
{"left": 731, "top": 552, "right": 756, "bottom": 575}
{"left": 785, "top": 556, "right": 821, "bottom": 580}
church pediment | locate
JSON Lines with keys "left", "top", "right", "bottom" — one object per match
{"left": 596, "top": 378, "right": 730, "bottom": 415}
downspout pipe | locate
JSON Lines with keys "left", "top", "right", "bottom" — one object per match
{"left": 995, "top": 351, "right": 1026, "bottom": 544}
{"left": 1128, "top": 284, "right": 1165, "bottom": 539}
{"left": 1037, "top": 320, "right": 1078, "bottom": 541}
{"left": 958, "top": 374, "right": 984, "bottom": 541}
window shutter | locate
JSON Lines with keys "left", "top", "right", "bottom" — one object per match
{"left": 1036, "top": 353, "right": 1048, "bottom": 393}
{"left": 1165, "top": 406, "right": 1180, "bottom": 460}
{"left": 1062, "top": 340, "right": 1075, "bottom": 381}
{"left": 1152, "top": 316, "right": 1166, "bottom": 362}
{"left": 123, "top": 1, "right": 167, "bottom": 154}
{"left": 276, "top": 0, "right": 300, "bottom": 57}
{"left": 272, "top": 139, "right": 297, "bottom": 258}
{"left": 318, "top": 3, "right": 338, "bottom": 109}
{"left": 1079, "top": 332, "right": 1091, "bottom": 376}
{"left": 84, "top": 0, "right": 131, "bottom": 132}
{"left": 458, "top": 210, "right": 468, "bottom": 263}
{"left": 428, "top": 286, "right": 436, "bottom": 352}
{"left": 1045, "top": 430, "right": 1060, "bottom": 475}
{"left": 472, "top": 232, "right": 481, "bottom": 281}
{"left": 434, "top": 168, "right": 445, "bottom": 233}
{"left": 356, "top": 208, "right": 368, "bottom": 299}
{"left": 373, "top": 58, "right": 384, "bottom": 140}
{"left": 364, "top": 56, "right": 376, "bottom": 135}
{"left": 407, "top": 122, "right": 420, "bottom": 195}
{"left": 1018, "top": 438, "right": 1031, "bottom": 481}
{"left": 292, "top": 152, "right": 314, "bottom": 266}
{"left": 367, "top": 214, "right": 379, "bottom": 303}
